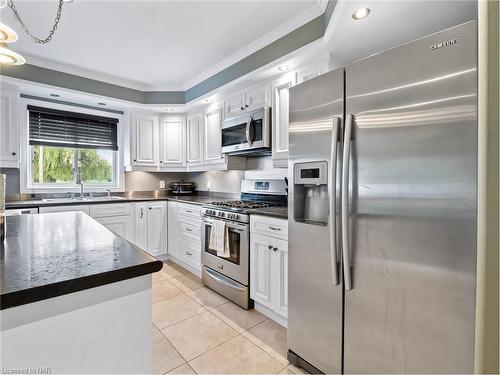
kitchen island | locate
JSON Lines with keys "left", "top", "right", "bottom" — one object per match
{"left": 0, "top": 212, "right": 162, "bottom": 373}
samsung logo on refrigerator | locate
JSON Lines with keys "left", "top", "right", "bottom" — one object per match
{"left": 430, "top": 38, "right": 460, "bottom": 51}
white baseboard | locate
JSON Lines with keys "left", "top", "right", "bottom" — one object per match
{"left": 164, "top": 254, "right": 202, "bottom": 278}
{"left": 254, "top": 302, "right": 287, "bottom": 328}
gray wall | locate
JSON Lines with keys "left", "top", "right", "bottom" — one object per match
{"left": 124, "top": 156, "right": 287, "bottom": 194}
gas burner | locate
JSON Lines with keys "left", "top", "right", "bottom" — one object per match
{"left": 207, "top": 200, "right": 272, "bottom": 210}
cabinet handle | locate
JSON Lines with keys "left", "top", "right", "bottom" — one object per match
{"left": 11, "top": 152, "right": 16, "bottom": 156}
{"left": 268, "top": 245, "right": 273, "bottom": 250}
{"left": 186, "top": 251, "right": 192, "bottom": 256}
{"left": 149, "top": 207, "right": 152, "bottom": 210}
{"left": 186, "top": 228, "right": 192, "bottom": 232}
{"left": 240, "top": 106, "right": 244, "bottom": 110}
{"left": 268, "top": 226, "right": 281, "bottom": 231}
{"left": 273, "top": 247, "right": 278, "bottom": 252}
{"left": 245, "top": 104, "right": 249, "bottom": 108}
{"left": 186, "top": 209, "right": 192, "bottom": 213}
{"left": 133, "top": 159, "right": 137, "bottom": 162}
{"left": 140, "top": 208, "right": 144, "bottom": 218}
{"left": 160, "top": 161, "right": 163, "bottom": 163}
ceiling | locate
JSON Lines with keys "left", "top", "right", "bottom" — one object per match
{"left": 0, "top": 0, "right": 324, "bottom": 90}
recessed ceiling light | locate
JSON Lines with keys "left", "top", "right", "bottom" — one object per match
{"left": 97, "top": 102, "right": 106, "bottom": 106}
{"left": 352, "top": 7, "right": 370, "bottom": 20}
{"left": 165, "top": 108, "right": 174, "bottom": 112}
{"left": 278, "top": 65, "right": 289, "bottom": 72}
{"left": 49, "top": 93, "right": 60, "bottom": 97}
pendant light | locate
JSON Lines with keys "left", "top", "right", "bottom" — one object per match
{"left": 0, "top": 21, "right": 24, "bottom": 65}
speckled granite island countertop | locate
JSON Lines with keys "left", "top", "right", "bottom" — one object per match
{"left": 0, "top": 211, "right": 163, "bottom": 310}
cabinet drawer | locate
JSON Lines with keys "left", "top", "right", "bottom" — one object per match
{"left": 177, "top": 202, "right": 201, "bottom": 219}
{"left": 250, "top": 215, "right": 288, "bottom": 240}
{"left": 178, "top": 220, "right": 201, "bottom": 241}
{"left": 39, "top": 204, "right": 90, "bottom": 215}
{"left": 89, "top": 203, "right": 133, "bottom": 218}
{"left": 179, "top": 241, "right": 201, "bottom": 269}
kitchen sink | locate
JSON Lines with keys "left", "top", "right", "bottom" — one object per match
{"left": 42, "top": 196, "right": 126, "bottom": 203}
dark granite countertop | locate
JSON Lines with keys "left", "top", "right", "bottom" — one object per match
{"left": 0, "top": 212, "right": 163, "bottom": 310}
{"left": 248, "top": 206, "right": 288, "bottom": 220}
{"left": 5, "top": 193, "right": 231, "bottom": 210}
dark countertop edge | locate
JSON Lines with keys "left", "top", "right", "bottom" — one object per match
{"left": 248, "top": 208, "right": 288, "bottom": 220}
{"left": 5, "top": 195, "right": 229, "bottom": 209}
{"left": 0, "top": 260, "right": 163, "bottom": 310}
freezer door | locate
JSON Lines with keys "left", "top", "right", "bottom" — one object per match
{"left": 343, "top": 21, "right": 477, "bottom": 373}
{"left": 287, "top": 68, "right": 344, "bottom": 374}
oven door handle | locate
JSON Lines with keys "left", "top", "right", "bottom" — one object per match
{"left": 245, "top": 116, "right": 253, "bottom": 147}
{"left": 203, "top": 267, "right": 247, "bottom": 292}
{"left": 203, "top": 218, "right": 246, "bottom": 231}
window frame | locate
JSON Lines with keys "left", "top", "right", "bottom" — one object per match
{"left": 20, "top": 98, "right": 125, "bottom": 193}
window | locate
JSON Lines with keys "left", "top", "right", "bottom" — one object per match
{"left": 26, "top": 105, "right": 120, "bottom": 190}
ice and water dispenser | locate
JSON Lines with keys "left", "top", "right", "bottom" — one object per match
{"left": 293, "top": 161, "right": 329, "bottom": 226}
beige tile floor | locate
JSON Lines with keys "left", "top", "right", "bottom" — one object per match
{"left": 152, "top": 261, "right": 301, "bottom": 374}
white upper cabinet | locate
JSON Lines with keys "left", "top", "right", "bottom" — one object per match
{"left": 186, "top": 113, "right": 203, "bottom": 167}
{"left": 224, "top": 84, "right": 270, "bottom": 118}
{"left": 159, "top": 116, "right": 186, "bottom": 169}
{"left": 224, "top": 93, "right": 245, "bottom": 118}
{"left": 0, "top": 87, "right": 20, "bottom": 168}
{"left": 203, "top": 106, "right": 225, "bottom": 165}
{"left": 245, "top": 84, "right": 270, "bottom": 112}
{"left": 131, "top": 113, "right": 159, "bottom": 167}
{"left": 271, "top": 74, "right": 296, "bottom": 168}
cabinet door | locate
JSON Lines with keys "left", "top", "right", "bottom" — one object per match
{"left": 224, "top": 93, "right": 245, "bottom": 118}
{"left": 186, "top": 114, "right": 203, "bottom": 167}
{"left": 271, "top": 77, "right": 294, "bottom": 168}
{"left": 272, "top": 238, "right": 288, "bottom": 318}
{"left": 250, "top": 233, "right": 273, "bottom": 309}
{"left": 245, "top": 84, "right": 270, "bottom": 111}
{"left": 94, "top": 215, "right": 134, "bottom": 243}
{"left": 167, "top": 201, "right": 178, "bottom": 256}
{"left": 203, "top": 107, "right": 225, "bottom": 165}
{"left": 131, "top": 114, "right": 159, "bottom": 166}
{"left": 134, "top": 203, "right": 148, "bottom": 250}
{"left": 159, "top": 117, "right": 186, "bottom": 168}
{"left": 0, "top": 89, "right": 19, "bottom": 167}
{"left": 146, "top": 202, "right": 166, "bottom": 256}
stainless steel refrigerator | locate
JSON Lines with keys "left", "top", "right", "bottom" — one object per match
{"left": 287, "top": 20, "right": 477, "bottom": 374}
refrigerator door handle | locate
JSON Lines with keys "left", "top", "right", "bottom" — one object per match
{"left": 342, "top": 114, "right": 353, "bottom": 291}
{"left": 329, "top": 117, "right": 340, "bottom": 286}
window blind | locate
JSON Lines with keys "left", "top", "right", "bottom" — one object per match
{"left": 28, "top": 105, "right": 119, "bottom": 151}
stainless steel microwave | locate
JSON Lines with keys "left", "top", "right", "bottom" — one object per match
{"left": 221, "top": 107, "right": 271, "bottom": 156}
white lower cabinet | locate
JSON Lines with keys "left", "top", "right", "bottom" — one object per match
{"left": 134, "top": 201, "right": 167, "bottom": 257}
{"left": 89, "top": 203, "right": 134, "bottom": 243}
{"left": 250, "top": 215, "right": 288, "bottom": 326}
{"left": 167, "top": 202, "right": 202, "bottom": 274}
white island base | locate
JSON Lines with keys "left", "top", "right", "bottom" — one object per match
{"left": 1, "top": 275, "right": 152, "bottom": 374}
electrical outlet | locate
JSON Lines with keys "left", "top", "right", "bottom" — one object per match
{"left": 159, "top": 180, "right": 166, "bottom": 189}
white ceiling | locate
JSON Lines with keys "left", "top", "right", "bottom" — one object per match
{"left": 0, "top": 0, "right": 324, "bottom": 90}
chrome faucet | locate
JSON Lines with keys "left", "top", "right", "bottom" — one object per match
{"left": 75, "top": 172, "right": 84, "bottom": 197}
{"left": 106, "top": 189, "right": 112, "bottom": 199}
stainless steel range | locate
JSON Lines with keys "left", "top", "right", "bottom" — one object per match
{"left": 201, "top": 179, "right": 287, "bottom": 309}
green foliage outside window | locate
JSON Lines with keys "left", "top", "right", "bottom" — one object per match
{"left": 32, "top": 145, "right": 113, "bottom": 185}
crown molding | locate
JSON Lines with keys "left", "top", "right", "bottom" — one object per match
{"left": 181, "top": 1, "right": 326, "bottom": 91}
